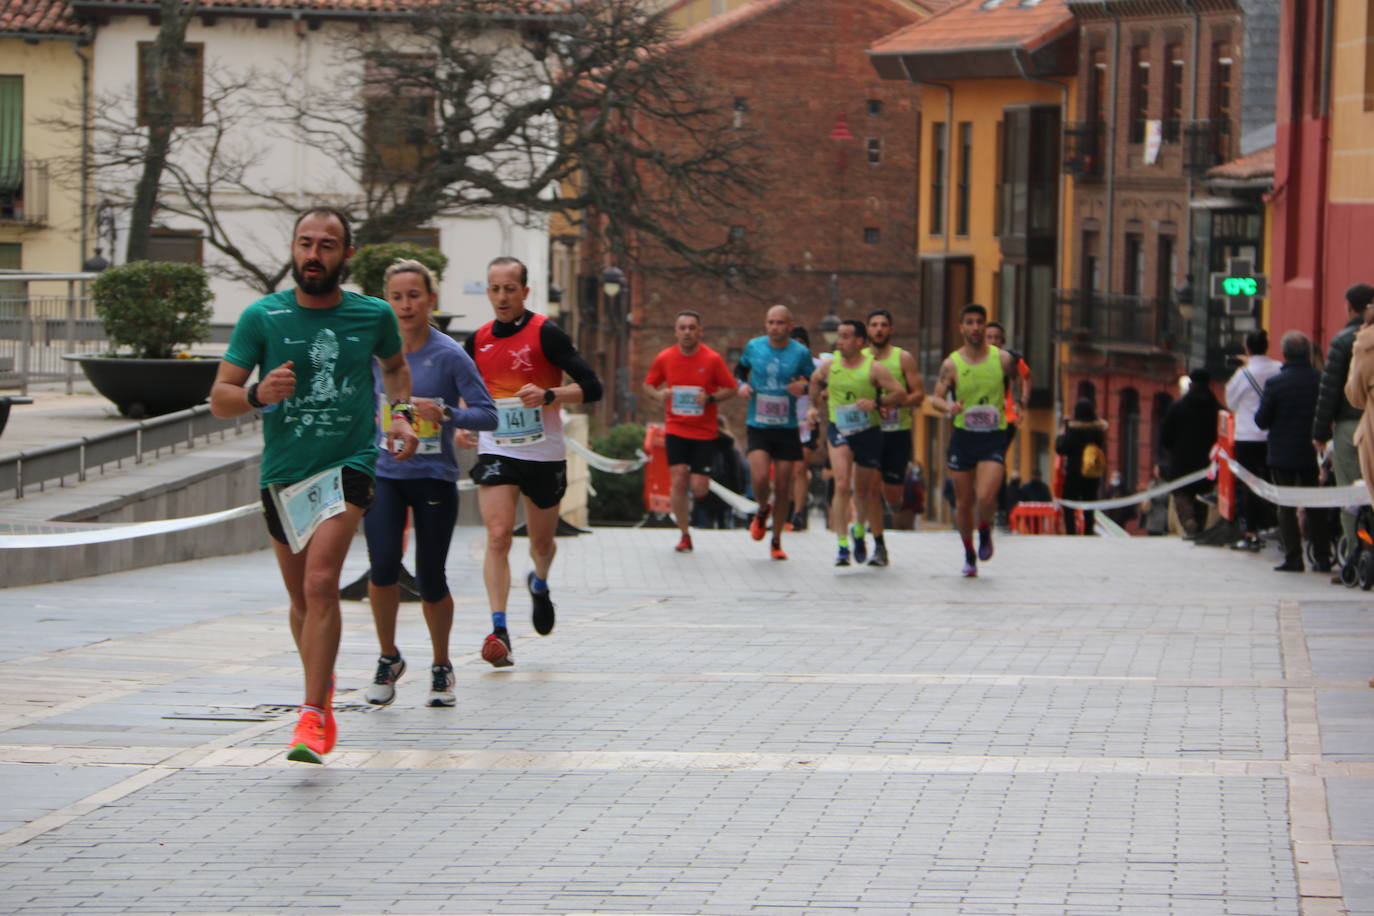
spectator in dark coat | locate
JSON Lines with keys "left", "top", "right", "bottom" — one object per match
{"left": 1158, "top": 369, "right": 1221, "bottom": 536}
{"left": 1256, "top": 331, "right": 1331, "bottom": 572}
{"left": 1055, "top": 398, "right": 1109, "bottom": 535}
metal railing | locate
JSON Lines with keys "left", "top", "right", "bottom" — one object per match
{"left": 1055, "top": 289, "right": 1183, "bottom": 352}
{"left": 0, "top": 404, "right": 262, "bottom": 500}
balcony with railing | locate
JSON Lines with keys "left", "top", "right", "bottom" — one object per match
{"left": 0, "top": 160, "right": 48, "bottom": 226}
{"left": 1063, "top": 121, "right": 1106, "bottom": 181}
{"left": 1183, "top": 119, "right": 1232, "bottom": 176}
{"left": 1055, "top": 289, "right": 1183, "bottom": 353}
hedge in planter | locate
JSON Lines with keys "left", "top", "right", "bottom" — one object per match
{"left": 349, "top": 243, "right": 449, "bottom": 300}
{"left": 92, "top": 260, "right": 214, "bottom": 359}
{"left": 589, "top": 423, "right": 646, "bottom": 524}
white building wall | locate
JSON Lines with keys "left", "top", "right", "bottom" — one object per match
{"left": 87, "top": 14, "right": 549, "bottom": 331}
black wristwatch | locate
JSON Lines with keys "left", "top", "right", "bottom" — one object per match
{"left": 246, "top": 382, "right": 265, "bottom": 409}
{"left": 706, "top": 392, "right": 716, "bottom": 404}
{"left": 543, "top": 388, "right": 556, "bottom": 406}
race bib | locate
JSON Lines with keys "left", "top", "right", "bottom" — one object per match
{"left": 879, "top": 407, "right": 903, "bottom": 432}
{"left": 962, "top": 405, "right": 1000, "bottom": 431}
{"left": 380, "top": 397, "right": 443, "bottom": 454}
{"left": 835, "top": 403, "right": 871, "bottom": 435}
{"left": 493, "top": 397, "right": 544, "bottom": 446}
{"left": 269, "top": 466, "right": 344, "bottom": 554}
{"left": 670, "top": 386, "right": 705, "bottom": 417}
{"left": 754, "top": 393, "right": 790, "bottom": 426}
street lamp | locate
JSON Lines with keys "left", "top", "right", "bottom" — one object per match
{"left": 819, "top": 312, "right": 841, "bottom": 346}
{"left": 601, "top": 266, "right": 628, "bottom": 422}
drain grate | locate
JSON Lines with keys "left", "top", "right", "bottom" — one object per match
{"left": 162, "top": 703, "right": 382, "bottom": 722}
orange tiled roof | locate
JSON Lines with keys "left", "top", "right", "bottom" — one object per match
{"left": 672, "top": 0, "right": 928, "bottom": 48}
{"left": 65, "top": 0, "right": 552, "bottom": 14}
{"left": 869, "top": 0, "right": 1074, "bottom": 56}
{"left": 0, "top": 0, "right": 84, "bottom": 36}
{"left": 1208, "top": 145, "right": 1274, "bottom": 182}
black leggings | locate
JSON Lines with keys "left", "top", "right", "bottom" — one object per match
{"left": 364, "top": 477, "right": 459, "bottom": 603}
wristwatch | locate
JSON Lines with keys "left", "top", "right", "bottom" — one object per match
{"left": 543, "top": 388, "right": 556, "bottom": 406}
{"left": 246, "top": 382, "right": 265, "bottom": 409}
{"left": 389, "top": 400, "right": 416, "bottom": 425}
{"left": 706, "top": 392, "right": 716, "bottom": 404}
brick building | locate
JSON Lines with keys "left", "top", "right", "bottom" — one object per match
{"left": 571, "top": 0, "right": 935, "bottom": 432}
{"left": 1058, "top": 0, "right": 1277, "bottom": 492}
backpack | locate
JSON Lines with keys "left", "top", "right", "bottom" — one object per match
{"left": 1081, "top": 442, "right": 1106, "bottom": 479}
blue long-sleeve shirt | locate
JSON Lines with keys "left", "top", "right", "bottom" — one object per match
{"left": 373, "top": 327, "right": 497, "bottom": 482}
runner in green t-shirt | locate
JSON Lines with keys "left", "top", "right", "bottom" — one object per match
{"left": 211, "top": 207, "right": 419, "bottom": 765}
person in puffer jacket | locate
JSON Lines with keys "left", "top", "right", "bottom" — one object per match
{"left": 1258, "top": 331, "right": 1331, "bottom": 572}
{"left": 1313, "top": 282, "right": 1374, "bottom": 566}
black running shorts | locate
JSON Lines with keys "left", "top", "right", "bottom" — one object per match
{"left": 665, "top": 433, "right": 718, "bottom": 476}
{"left": 260, "top": 465, "right": 375, "bottom": 546}
{"left": 746, "top": 426, "right": 804, "bottom": 462}
{"left": 471, "top": 453, "right": 568, "bottom": 509}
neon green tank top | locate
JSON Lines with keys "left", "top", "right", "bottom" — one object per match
{"left": 828, "top": 352, "right": 879, "bottom": 434}
{"left": 951, "top": 347, "right": 1007, "bottom": 431}
{"left": 864, "top": 346, "right": 911, "bottom": 432}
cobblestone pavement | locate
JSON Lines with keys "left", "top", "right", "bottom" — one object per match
{"left": 0, "top": 525, "right": 1370, "bottom": 915}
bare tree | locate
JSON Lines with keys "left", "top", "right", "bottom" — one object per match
{"left": 274, "top": 0, "right": 768, "bottom": 277}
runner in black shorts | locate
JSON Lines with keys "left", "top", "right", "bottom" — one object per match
{"left": 458, "top": 257, "right": 601, "bottom": 666}
{"left": 643, "top": 311, "right": 739, "bottom": 553}
{"left": 735, "top": 305, "right": 813, "bottom": 560}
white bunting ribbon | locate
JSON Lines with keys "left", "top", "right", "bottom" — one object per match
{"left": 0, "top": 504, "right": 263, "bottom": 549}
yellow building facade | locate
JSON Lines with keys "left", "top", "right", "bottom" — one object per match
{"left": 870, "top": 0, "right": 1078, "bottom": 498}
{"left": 0, "top": 27, "right": 89, "bottom": 296}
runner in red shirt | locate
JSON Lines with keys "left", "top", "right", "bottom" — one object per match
{"left": 643, "top": 310, "right": 739, "bottom": 552}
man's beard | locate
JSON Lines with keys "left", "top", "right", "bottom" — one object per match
{"left": 293, "top": 258, "right": 347, "bottom": 295}
{"left": 870, "top": 333, "right": 890, "bottom": 348}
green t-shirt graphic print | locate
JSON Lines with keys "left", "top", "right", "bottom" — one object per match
{"left": 224, "top": 289, "right": 402, "bottom": 487}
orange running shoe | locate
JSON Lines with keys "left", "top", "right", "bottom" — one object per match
{"left": 323, "top": 675, "right": 336, "bottom": 754}
{"left": 675, "top": 534, "right": 693, "bottom": 553}
{"left": 287, "top": 707, "right": 329, "bottom": 764}
{"left": 770, "top": 542, "right": 788, "bottom": 561}
{"left": 749, "top": 511, "right": 768, "bottom": 541}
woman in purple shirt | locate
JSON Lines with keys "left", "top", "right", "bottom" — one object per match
{"left": 363, "top": 260, "right": 497, "bottom": 708}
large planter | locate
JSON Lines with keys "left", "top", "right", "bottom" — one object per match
{"left": 64, "top": 354, "right": 221, "bottom": 419}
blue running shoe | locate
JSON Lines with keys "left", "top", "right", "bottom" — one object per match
{"left": 849, "top": 524, "right": 867, "bottom": 564}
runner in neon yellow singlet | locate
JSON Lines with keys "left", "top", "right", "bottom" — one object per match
{"left": 806, "top": 319, "right": 906, "bottom": 568}
{"left": 929, "top": 304, "right": 1025, "bottom": 578}
{"left": 856, "top": 309, "right": 926, "bottom": 566}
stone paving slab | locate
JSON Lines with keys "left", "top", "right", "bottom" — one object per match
{"left": 0, "top": 525, "right": 1369, "bottom": 915}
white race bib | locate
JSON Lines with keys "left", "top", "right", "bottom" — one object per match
{"left": 493, "top": 397, "right": 544, "bottom": 446}
{"left": 269, "top": 466, "right": 345, "bottom": 554}
{"left": 962, "top": 405, "right": 1000, "bottom": 431}
{"left": 670, "top": 386, "right": 705, "bottom": 417}
{"left": 754, "top": 393, "right": 790, "bottom": 426}
{"left": 879, "top": 407, "right": 904, "bottom": 433}
{"left": 835, "top": 403, "right": 871, "bottom": 434}
{"left": 380, "top": 397, "right": 443, "bottom": 454}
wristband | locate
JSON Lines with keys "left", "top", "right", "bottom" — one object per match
{"left": 543, "top": 388, "right": 556, "bottom": 406}
{"left": 246, "top": 382, "right": 265, "bottom": 409}
{"left": 389, "top": 400, "right": 416, "bottom": 424}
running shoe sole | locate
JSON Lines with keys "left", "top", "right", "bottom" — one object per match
{"left": 529, "top": 572, "right": 555, "bottom": 636}
{"left": 482, "top": 633, "right": 514, "bottom": 668}
{"left": 286, "top": 743, "right": 325, "bottom": 764}
{"left": 867, "top": 551, "right": 888, "bottom": 567}
{"left": 770, "top": 547, "right": 788, "bottom": 560}
{"left": 675, "top": 538, "right": 693, "bottom": 553}
{"left": 428, "top": 666, "right": 456, "bottom": 707}
{"left": 835, "top": 552, "right": 851, "bottom": 567}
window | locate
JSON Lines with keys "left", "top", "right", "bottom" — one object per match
{"left": 0, "top": 76, "right": 21, "bottom": 219}
{"left": 956, "top": 122, "right": 972, "bottom": 236}
{"left": 1088, "top": 49, "right": 1108, "bottom": 123}
{"left": 1124, "top": 233, "right": 1145, "bottom": 295}
{"left": 363, "top": 56, "right": 436, "bottom": 183}
{"left": 1156, "top": 234, "right": 1176, "bottom": 299}
{"left": 1210, "top": 42, "right": 1234, "bottom": 159}
{"left": 930, "top": 122, "right": 946, "bottom": 235}
{"left": 733, "top": 97, "right": 748, "bottom": 129}
{"left": 1163, "top": 45, "right": 1184, "bottom": 142}
{"left": 867, "top": 138, "right": 882, "bottom": 164}
{"left": 147, "top": 228, "right": 203, "bottom": 266}
{"left": 1128, "top": 44, "right": 1150, "bottom": 143}
{"left": 867, "top": 99, "right": 883, "bottom": 116}
{"left": 863, "top": 227, "right": 880, "bottom": 244}
{"left": 137, "top": 42, "right": 204, "bottom": 127}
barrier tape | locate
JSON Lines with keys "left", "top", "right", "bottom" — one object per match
{"left": 707, "top": 479, "right": 760, "bottom": 516}
{"left": 1056, "top": 468, "right": 1212, "bottom": 511}
{"left": 0, "top": 504, "right": 262, "bottom": 549}
{"left": 565, "top": 438, "right": 648, "bottom": 474}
